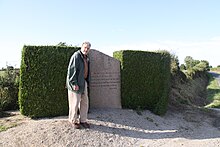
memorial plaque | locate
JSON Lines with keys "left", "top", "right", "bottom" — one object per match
{"left": 88, "top": 49, "right": 121, "bottom": 108}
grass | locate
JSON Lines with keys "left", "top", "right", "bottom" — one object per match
{"left": 0, "top": 125, "right": 7, "bottom": 132}
{"left": 0, "top": 112, "right": 20, "bottom": 132}
{"left": 205, "top": 73, "right": 220, "bottom": 108}
{"left": 0, "top": 123, "right": 17, "bottom": 132}
{"left": 210, "top": 67, "right": 220, "bottom": 74}
{"left": 0, "top": 70, "right": 4, "bottom": 76}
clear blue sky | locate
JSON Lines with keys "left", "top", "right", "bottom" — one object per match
{"left": 1, "top": 0, "right": 220, "bottom": 68}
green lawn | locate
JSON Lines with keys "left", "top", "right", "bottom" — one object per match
{"left": 205, "top": 73, "right": 220, "bottom": 108}
{"left": 0, "top": 123, "right": 18, "bottom": 132}
{"left": 210, "top": 67, "right": 220, "bottom": 74}
{"left": 0, "top": 70, "right": 4, "bottom": 76}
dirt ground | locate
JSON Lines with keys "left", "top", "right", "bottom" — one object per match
{"left": 0, "top": 107, "right": 220, "bottom": 147}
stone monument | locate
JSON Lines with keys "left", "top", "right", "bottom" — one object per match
{"left": 88, "top": 49, "right": 121, "bottom": 108}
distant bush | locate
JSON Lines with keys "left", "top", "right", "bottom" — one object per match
{"left": 211, "top": 66, "right": 220, "bottom": 72}
{"left": 180, "top": 64, "right": 186, "bottom": 71}
{"left": 169, "top": 53, "right": 180, "bottom": 75}
{"left": 0, "top": 67, "right": 19, "bottom": 112}
{"left": 181, "top": 56, "right": 210, "bottom": 78}
{"left": 193, "top": 62, "right": 208, "bottom": 71}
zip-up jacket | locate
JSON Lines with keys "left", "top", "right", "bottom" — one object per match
{"left": 66, "top": 50, "right": 89, "bottom": 94}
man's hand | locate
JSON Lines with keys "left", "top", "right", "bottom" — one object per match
{"left": 73, "top": 85, "right": 79, "bottom": 91}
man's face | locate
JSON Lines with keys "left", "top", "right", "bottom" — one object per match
{"left": 81, "top": 44, "right": 90, "bottom": 55}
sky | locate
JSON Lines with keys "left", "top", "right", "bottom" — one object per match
{"left": 0, "top": 0, "right": 220, "bottom": 68}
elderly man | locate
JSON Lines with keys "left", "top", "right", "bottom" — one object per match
{"left": 66, "top": 41, "right": 91, "bottom": 129}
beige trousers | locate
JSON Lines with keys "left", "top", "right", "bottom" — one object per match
{"left": 68, "top": 81, "right": 88, "bottom": 123}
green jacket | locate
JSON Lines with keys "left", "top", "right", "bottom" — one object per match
{"left": 66, "top": 50, "right": 90, "bottom": 94}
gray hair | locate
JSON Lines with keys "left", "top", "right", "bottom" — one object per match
{"left": 82, "top": 41, "right": 91, "bottom": 48}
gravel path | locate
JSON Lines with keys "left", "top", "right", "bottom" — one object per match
{"left": 0, "top": 108, "right": 220, "bottom": 147}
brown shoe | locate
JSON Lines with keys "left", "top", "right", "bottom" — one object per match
{"left": 80, "top": 122, "right": 90, "bottom": 128}
{"left": 73, "top": 123, "right": 81, "bottom": 129}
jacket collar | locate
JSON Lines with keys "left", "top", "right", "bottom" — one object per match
{"left": 79, "top": 50, "right": 88, "bottom": 59}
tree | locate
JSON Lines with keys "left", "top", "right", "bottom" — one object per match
{"left": 57, "top": 42, "right": 67, "bottom": 46}
{"left": 193, "top": 60, "right": 200, "bottom": 66}
{"left": 180, "top": 64, "right": 186, "bottom": 70}
{"left": 200, "top": 60, "right": 210, "bottom": 71}
{"left": 184, "top": 56, "right": 194, "bottom": 69}
{"left": 193, "top": 62, "right": 208, "bottom": 71}
{"left": 56, "top": 42, "right": 73, "bottom": 47}
{"left": 170, "top": 54, "right": 180, "bottom": 74}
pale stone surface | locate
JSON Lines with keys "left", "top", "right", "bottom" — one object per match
{"left": 88, "top": 49, "right": 121, "bottom": 108}
{"left": 1, "top": 109, "right": 220, "bottom": 147}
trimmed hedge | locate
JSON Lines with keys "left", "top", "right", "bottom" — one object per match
{"left": 113, "top": 50, "right": 171, "bottom": 115}
{"left": 19, "top": 45, "right": 79, "bottom": 118}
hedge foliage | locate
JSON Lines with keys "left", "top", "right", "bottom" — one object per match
{"left": 19, "top": 45, "right": 79, "bottom": 118}
{"left": 0, "top": 68, "right": 19, "bottom": 113}
{"left": 113, "top": 50, "right": 171, "bottom": 115}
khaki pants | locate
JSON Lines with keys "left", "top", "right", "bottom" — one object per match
{"left": 68, "top": 81, "right": 88, "bottom": 123}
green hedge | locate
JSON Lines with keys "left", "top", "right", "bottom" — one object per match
{"left": 113, "top": 50, "right": 171, "bottom": 115}
{"left": 0, "top": 68, "right": 19, "bottom": 112}
{"left": 19, "top": 45, "right": 79, "bottom": 118}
